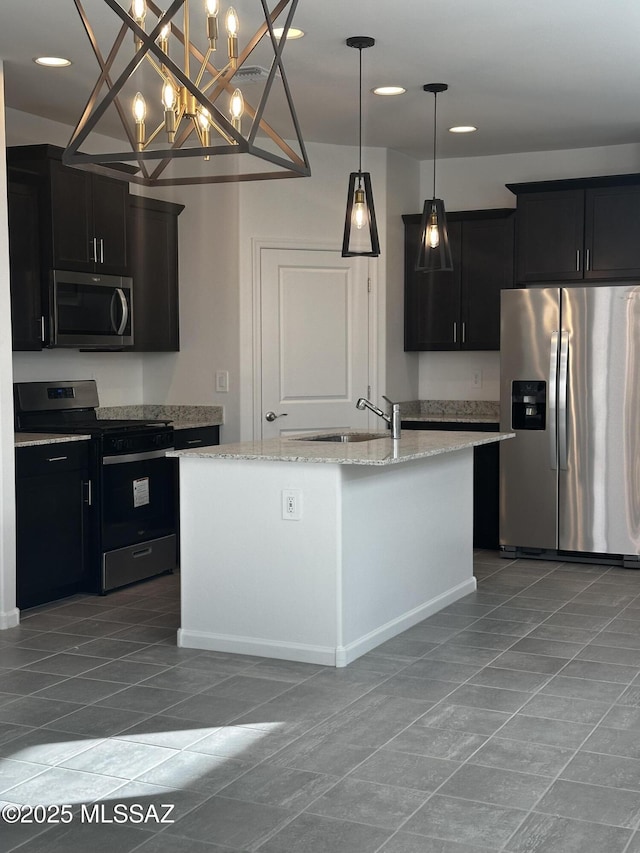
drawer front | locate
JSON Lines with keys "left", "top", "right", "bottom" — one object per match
{"left": 173, "top": 425, "right": 220, "bottom": 450}
{"left": 16, "top": 440, "right": 89, "bottom": 478}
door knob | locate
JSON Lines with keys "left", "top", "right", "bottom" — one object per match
{"left": 265, "top": 411, "right": 288, "bottom": 422}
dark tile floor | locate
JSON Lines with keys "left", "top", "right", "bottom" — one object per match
{"left": 2, "top": 553, "right": 640, "bottom": 851}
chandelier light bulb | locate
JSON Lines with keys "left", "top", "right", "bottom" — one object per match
{"left": 133, "top": 91, "right": 146, "bottom": 123}
{"left": 199, "top": 107, "right": 211, "bottom": 130}
{"left": 230, "top": 87, "right": 244, "bottom": 133}
{"left": 226, "top": 6, "right": 239, "bottom": 66}
{"left": 205, "top": 0, "right": 219, "bottom": 48}
{"left": 131, "top": 0, "right": 146, "bottom": 24}
{"left": 158, "top": 22, "right": 170, "bottom": 51}
{"left": 133, "top": 91, "right": 146, "bottom": 151}
{"left": 162, "top": 80, "right": 176, "bottom": 110}
{"left": 225, "top": 7, "right": 239, "bottom": 35}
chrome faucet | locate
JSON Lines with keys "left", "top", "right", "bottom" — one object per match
{"left": 356, "top": 395, "right": 401, "bottom": 440}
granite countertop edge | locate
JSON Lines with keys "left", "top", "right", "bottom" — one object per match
{"left": 168, "top": 430, "right": 514, "bottom": 466}
{"left": 15, "top": 433, "right": 91, "bottom": 448}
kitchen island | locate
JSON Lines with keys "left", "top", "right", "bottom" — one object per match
{"left": 170, "top": 428, "right": 513, "bottom": 667}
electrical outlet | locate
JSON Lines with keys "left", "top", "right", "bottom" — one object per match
{"left": 472, "top": 369, "right": 483, "bottom": 389}
{"left": 282, "top": 489, "right": 302, "bottom": 520}
{"left": 215, "top": 370, "right": 229, "bottom": 393}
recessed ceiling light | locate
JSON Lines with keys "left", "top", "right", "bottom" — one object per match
{"left": 372, "top": 86, "right": 406, "bottom": 96}
{"left": 34, "top": 56, "right": 72, "bottom": 67}
{"left": 272, "top": 26, "right": 304, "bottom": 39}
{"left": 449, "top": 125, "right": 477, "bottom": 133}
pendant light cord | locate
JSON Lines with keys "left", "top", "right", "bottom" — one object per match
{"left": 358, "top": 46, "right": 363, "bottom": 176}
{"left": 432, "top": 91, "right": 437, "bottom": 199}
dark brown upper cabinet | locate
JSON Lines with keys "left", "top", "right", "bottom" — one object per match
{"left": 404, "top": 209, "right": 515, "bottom": 351}
{"left": 7, "top": 144, "right": 130, "bottom": 276}
{"left": 128, "top": 195, "right": 184, "bottom": 352}
{"left": 8, "top": 176, "right": 43, "bottom": 350}
{"left": 508, "top": 175, "right": 640, "bottom": 283}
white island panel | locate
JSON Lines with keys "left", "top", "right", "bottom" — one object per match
{"left": 177, "top": 445, "right": 477, "bottom": 667}
{"left": 340, "top": 448, "right": 473, "bottom": 662}
{"left": 179, "top": 458, "right": 342, "bottom": 661}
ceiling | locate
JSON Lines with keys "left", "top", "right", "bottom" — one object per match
{"left": 1, "top": 0, "right": 639, "bottom": 162}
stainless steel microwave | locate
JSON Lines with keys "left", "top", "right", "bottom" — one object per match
{"left": 50, "top": 270, "right": 133, "bottom": 349}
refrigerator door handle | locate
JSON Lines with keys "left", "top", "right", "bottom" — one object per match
{"left": 549, "top": 330, "right": 559, "bottom": 470}
{"left": 558, "top": 330, "right": 569, "bottom": 470}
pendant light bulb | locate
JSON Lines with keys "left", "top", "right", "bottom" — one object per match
{"left": 205, "top": 0, "right": 219, "bottom": 14}
{"left": 353, "top": 187, "right": 367, "bottom": 230}
{"left": 427, "top": 210, "right": 440, "bottom": 249}
{"left": 199, "top": 108, "right": 211, "bottom": 159}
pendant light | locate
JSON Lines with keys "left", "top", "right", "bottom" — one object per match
{"left": 416, "top": 83, "right": 453, "bottom": 272}
{"left": 342, "top": 36, "right": 380, "bottom": 257}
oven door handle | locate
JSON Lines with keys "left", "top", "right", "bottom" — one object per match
{"left": 110, "top": 288, "right": 129, "bottom": 336}
{"left": 102, "top": 448, "right": 173, "bottom": 466}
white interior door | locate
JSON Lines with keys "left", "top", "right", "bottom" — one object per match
{"left": 260, "top": 247, "right": 372, "bottom": 438}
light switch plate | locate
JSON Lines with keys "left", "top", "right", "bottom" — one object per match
{"left": 215, "top": 370, "right": 229, "bottom": 393}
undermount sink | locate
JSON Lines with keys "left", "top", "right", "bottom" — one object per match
{"left": 295, "top": 432, "right": 387, "bottom": 443}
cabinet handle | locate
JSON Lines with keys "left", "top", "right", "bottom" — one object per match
{"left": 46, "top": 456, "right": 68, "bottom": 463}
{"left": 576, "top": 249, "right": 581, "bottom": 272}
{"left": 133, "top": 547, "right": 153, "bottom": 559}
{"left": 86, "top": 479, "right": 92, "bottom": 506}
{"left": 187, "top": 439, "right": 203, "bottom": 445}
{"left": 462, "top": 322, "right": 466, "bottom": 344}
{"left": 40, "top": 315, "right": 45, "bottom": 343}
{"left": 453, "top": 321, "right": 457, "bottom": 343}
{"left": 585, "top": 248, "right": 590, "bottom": 271}
{"left": 100, "top": 238, "right": 105, "bottom": 265}
{"left": 90, "top": 237, "right": 98, "bottom": 263}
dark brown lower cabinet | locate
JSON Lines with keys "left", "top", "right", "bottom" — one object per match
{"left": 16, "top": 442, "right": 90, "bottom": 609}
{"left": 402, "top": 420, "right": 499, "bottom": 549}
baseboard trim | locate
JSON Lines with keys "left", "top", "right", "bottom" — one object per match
{"left": 335, "top": 577, "right": 478, "bottom": 667}
{"left": 0, "top": 608, "right": 20, "bottom": 630}
{"left": 178, "top": 628, "right": 337, "bottom": 666}
{"left": 178, "top": 576, "right": 477, "bottom": 668}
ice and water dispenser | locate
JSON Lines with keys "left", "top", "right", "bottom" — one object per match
{"left": 511, "top": 380, "right": 546, "bottom": 430}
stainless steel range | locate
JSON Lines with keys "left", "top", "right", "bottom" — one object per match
{"left": 14, "top": 379, "right": 176, "bottom": 593}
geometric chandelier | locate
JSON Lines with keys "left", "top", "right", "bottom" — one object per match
{"left": 63, "top": 0, "right": 311, "bottom": 186}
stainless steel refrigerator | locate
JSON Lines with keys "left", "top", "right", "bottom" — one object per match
{"left": 500, "top": 284, "right": 640, "bottom": 564}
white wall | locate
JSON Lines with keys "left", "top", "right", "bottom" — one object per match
{"left": 0, "top": 66, "right": 18, "bottom": 628}
{"left": 139, "top": 181, "right": 241, "bottom": 440}
{"left": 417, "top": 142, "right": 640, "bottom": 401}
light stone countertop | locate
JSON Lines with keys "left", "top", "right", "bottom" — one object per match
{"left": 96, "top": 405, "right": 223, "bottom": 430}
{"left": 168, "top": 428, "right": 514, "bottom": 466}
{"left": 402, "top": 414, "right": 500, "bottom": 424}
{"left": 15, "top": 433, "right": 91, "bottom": 448}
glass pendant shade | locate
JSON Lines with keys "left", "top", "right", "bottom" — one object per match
{"left": 342, "top": 172, "right": 380, "bottom": 257}
{"left": 342, "top": 36, "right": 380, "bottom": 258}
{"left": 416, "top": 198, "right": 453, "bottom": 272}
